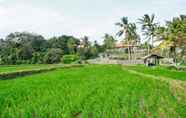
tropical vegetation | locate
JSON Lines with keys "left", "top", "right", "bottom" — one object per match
{"left": 0, "top": 14, "right": 185, "bottom": 65}
{"left": 0, "top": 33, "right": 101, "bottom": 65}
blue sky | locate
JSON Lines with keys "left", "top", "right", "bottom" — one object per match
{"left": 0, "top": 0, "right": 185, "bottom": 43}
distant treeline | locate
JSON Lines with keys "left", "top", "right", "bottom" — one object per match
{"left": 1, "top": 14, "right": 186, "bottom": 65}
{"left": 0, "top": 32, "right": 104, "bottom": 65}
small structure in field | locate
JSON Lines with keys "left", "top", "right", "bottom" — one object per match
{"left": 143, "top": 54, "right": 164, "bottom": 66}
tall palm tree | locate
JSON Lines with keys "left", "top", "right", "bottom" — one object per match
{"left": 128, "top": 23, "right": 140, "bottom": 44}
{"left": 128, "top": 23, "right": 140, "bottom": 60}
{"left": 138, "top": 14, "right": 158, "bottom": 54}
{"left": 116, "top": 17, "right": 131, "bottom": 60}
{"left": 116, "top": 17, "right": 139, "bottom": 60}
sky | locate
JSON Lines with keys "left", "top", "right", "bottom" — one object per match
{"left": 0, "top": 0, "right": 186, "bottom": 43}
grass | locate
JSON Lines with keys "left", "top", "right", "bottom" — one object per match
{"left": 0, "top": 64, "right": 64, "bottom": 73}
{"left": 126, "top": 65, "right": 186, "bottom": 81}
{"left": 0, "top": 65, "right": 186, "bottom": 117}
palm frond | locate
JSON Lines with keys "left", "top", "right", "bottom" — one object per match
{"left": 121, "top": 17, "right": 128, "bottom": 25}
{"left": 144, "top": 14, "right": 150, "bottom": 22}
{"left": 137, "top": 18, "right": 145, "bottom": 24}
{"left": 151, "top": 14, "right": 155, "bottom": 23}
{"left": 115, "top": 22, "right": 123, "bottom": 27}
{"left": 116, "top": 30, "right": 124, "bottom": 37}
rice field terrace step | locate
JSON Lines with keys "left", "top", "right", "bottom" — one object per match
{"left": 0, "top": 64, "right": 83, "bottom": 80}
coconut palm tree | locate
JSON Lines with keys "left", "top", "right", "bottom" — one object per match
{"left": 115, "top": 17, "right": 132, "bottom": 60}
{"left": 116, "top": 17, "right": 139, "bottom": 60}
{"left": 168, "top": 15, "right": 186, "bottom": 63}
{"left": 128, "top": 23, "right": 140, "bottom": 44}
{"left": 128, "top": 23, "right": 140, "bottom": 60}
{"left": 155, "top": 15, "right": 186, "bottom": 64}
{"left": 138, "top": 14, "right": 158, "bottom": 54}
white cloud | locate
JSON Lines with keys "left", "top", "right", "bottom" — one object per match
{"left": 0, "top": 3, "right": 106, "bottom": 41}
{"left": 0, "top": 3, "right": 65, "bottom": 38}
{"left": 0, "top": 0, "right": 185, "bottom": 43}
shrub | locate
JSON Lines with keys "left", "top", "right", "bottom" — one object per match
{"left": 166, "top": 65, "right": 186, "bottom": 71}
{"left": 44, "top": 48, "right": 63, "bottom": 64}
{"left": 62, "top": 55, "right": 79, "bottom": 64}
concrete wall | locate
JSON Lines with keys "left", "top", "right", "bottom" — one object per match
{"left": 88, "top": 58, "right": 144, "bottom": 65}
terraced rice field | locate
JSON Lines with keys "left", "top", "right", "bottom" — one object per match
{"left": 0, "top": 65, "right": 186, "bottom": 118}
{"left": 125, "top": 65, "right": 186, "bottom": 81}
{"left": 0, "top": 64, "right": 64, "bottom": 73}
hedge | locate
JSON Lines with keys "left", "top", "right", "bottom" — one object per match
{"left": 62, "top": 55, "right": 80, "bottom": 64}
{"left": 165, "top": 65, "right": 186, "bottom": 71}
{"left": 0, "top": 64, "right": 83, "bottom": 80}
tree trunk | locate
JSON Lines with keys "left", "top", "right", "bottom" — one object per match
{"left": 134, "top": 47, "right": 136, "bottom": 61}
{"left": 171, "top": 46, "right": 177, "bottom": 65}
{"left": 147, "top": 39, "right": 150, "bottom": 55}
{"left": 128, "top": 41, "right": 131, "bottom": 61}
{"left": 173, "top": 48, "right": 177, "bottom": 65}
{"left": 151, "top": 35, "right": 153, "bottom": 49}
{"left": 147, "top": 36, "right": 153, "bottom": 55}
{"left": 132, "top": 47, "right": 136, "bottom": 64}
{"left": 128, "top": 46, "right": 130, "bottom": 61}
{"left": 130, "top": 47, "right": 132, "bottom": 60}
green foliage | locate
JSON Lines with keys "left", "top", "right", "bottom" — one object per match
{"left": 77, "top": 36, "right": 100, "bottom": 60}
{"left": 0, "top": 32, "right": 101, "bottom": 65}
{"left": 31, "top": 52, "right": 44, "bottom": 64}
{"left": 44, "top": 48, "right": 63, "bottom": 64}
{"left": 155, "top": 15, "right": 186, "bottom": 63}
{"left": 62, "top": 55, "right": 79, "bottom": 64}
{"left": 103, "top": 34, "right": 116, "bottom": 49}
{"left": 48, "top": 36, "right": 80, "bottom": 54}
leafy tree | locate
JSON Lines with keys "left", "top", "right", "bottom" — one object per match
{"left": 103, "top": 34, "right": 116, "bottom": 49}
{"left": 78, "top": 36, "right": 91, "bottom": 59}
{"left": 31, "top": 52, "right": 44, "bottom": 64}
{"left": 17, "top": 44, "right": 33, "bottom": 60}
{"left": 94, "top": 40, "right": 103, "bottom": 53}
{"left": 89, "top": 46, "right": 98, "bottom": 58}
{"left": 44, "top": 48, "right": 63, "bottom": 64}
{"left": 48, "top": 35, "right": 80, "bottom": 54}
{"left": 67, "top": 38, "right": 76, "bottom": 54}
{"left": 0, "top": 32, "right": 101, "bottom": 65}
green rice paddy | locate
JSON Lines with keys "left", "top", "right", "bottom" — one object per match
{"left": 0, "top": 64, "right": 63, "bottom": 73}
{"left": 0, "top": 65, "right": 186, "bottom": 118}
